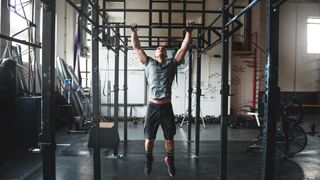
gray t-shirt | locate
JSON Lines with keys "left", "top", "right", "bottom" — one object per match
{"left": 144, "top": 57, "right": 178, "bottom": 100}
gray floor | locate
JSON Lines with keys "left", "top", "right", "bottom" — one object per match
{"left": 0, "top": 115, "right": 320, "bottom": 180}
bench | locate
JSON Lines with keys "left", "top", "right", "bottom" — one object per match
{"left": 258, "top": 91, "right": 320, "bottom": 114}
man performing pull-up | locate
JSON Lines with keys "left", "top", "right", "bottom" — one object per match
{"left": 130, "top": 22, "right": 193, "bottom": 177}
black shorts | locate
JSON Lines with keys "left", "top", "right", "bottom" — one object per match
{"left": 144, "top": 101, "right": 176, "bottom": 140}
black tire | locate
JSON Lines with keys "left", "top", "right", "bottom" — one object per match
{"left": 277, "top": 123, "right": 307, "bottom": 156}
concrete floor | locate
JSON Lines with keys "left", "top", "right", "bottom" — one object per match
{"left": 0, "top": 115, "right": 319, "bottom": 180}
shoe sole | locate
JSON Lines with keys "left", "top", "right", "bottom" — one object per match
{"left": 145, "top": 158, "right": 154, "bottom": 176}
{"left": 164, "top": 157, "right": 175, "bottom": 177}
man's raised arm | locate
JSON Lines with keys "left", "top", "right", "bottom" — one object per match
{"left": 175, "top": 21, "right": 194, "bottom": 63}
{"left": 131, "top": 24, "right": 148, "bottom": 64}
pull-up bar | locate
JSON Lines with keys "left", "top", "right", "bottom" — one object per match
{"left": 225, "top": 0, "right": 259, "bottom": 27}
{"left": 100, "top": 9, "right": 221, "bottom": 14}
{"left": 100, "top": 24, "right": 222, "bottom": 30}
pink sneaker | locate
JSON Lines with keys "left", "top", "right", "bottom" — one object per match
{"left": 164, "top": 156, "right": 175, "bottom": 177}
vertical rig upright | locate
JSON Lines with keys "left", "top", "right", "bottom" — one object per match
{"left": 261, "top": 0, "right": 280, "bottom": 180}
{"left": 91, "top": 0, "right": 101, "bottom": 179}
{"left": 123, "top": 0, "right": 128, "bottom": 143}
{"left": 124, "top": 38, "right": 128, "bottom": 142}
{"left": 187, "top": 48, "right": 193, "bottom": 143}
{"left": 113, "top": 26, "right": 120, "bottom": 156}
{"left": 195, "top": 29, "right": 202, "bottom": 156}
{"left": 41, "top": 0, "right": 56, "bottom": 179}
{"left": 220, "top": 0, "right": 230, "bottom": 180}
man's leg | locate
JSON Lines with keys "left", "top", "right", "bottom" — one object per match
{"left": 144, "top": 139, "right": 154, "bottom": 175}
{"left": 161, "top": 103, "right": 176, "bottom": 177}
{"left": 144, "top": 102, "right": 160, "bottom": 176}
{"left": 164, "top": 139, "right": 175, "bottom": 176}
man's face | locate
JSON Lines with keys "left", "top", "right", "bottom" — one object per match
{"left": 155, "top": 46, "right": 167, "bottom": 58}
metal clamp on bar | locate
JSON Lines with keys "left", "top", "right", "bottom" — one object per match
{"left": 196, "top": 89, "right": 202, "bottom": 96}
{"left": 113, "top": 86, "right": 119, "bottom": 92}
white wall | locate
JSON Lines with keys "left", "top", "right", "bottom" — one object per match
{"left": 279, "top": 1, "right": 320, "bottom": 91}
{"left": 100, "top": 50, "right": 222, "bottom": 118}
{"left": 55, "top": 1, "right": 75, "bottom": 65}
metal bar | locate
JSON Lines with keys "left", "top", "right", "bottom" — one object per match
{"left": 102, "top": 103, "right": 145, "bottom": 106}
{"left": 41, "top": 0, "right": 56, "bottom": 179}
{"left": 123, "top": 0, "right": 128, "bottom": 143}
{"left": 122, "top": 35, "right": 195, "bottom": 39}
{"left": 83, "top": 0, "right": 95, "bottom": 8}
{"left": 227, "top": 18, "right": 243, "bottom": 36}
{"left": 183, "top": 0, "right": 186, "bottom": 38}
{"left": 272, "top": 0, "right": 288, "bottom": 9}
{"left": 91, "top": 0, "right": 101, "bottom": 179}
{"left": 123, "top": 40, "right": 128, "bottom": 142}
{"left": 159, "top": 12, "right": 163, "bottom": 25}
{"left": 65, "top": 0, "right": 95, "bottom": 25}
{"left": 109, "top": 29, "right": 126, "bottom": 45}
{"left": 225, "top": 0, "right": 259, "bottom": 27}
{"left": 199, "top": 38, "right": 221, "bottom": 55}
{"left": 100, "top": 24, "right": 222, "bottom": 30}
{"left": 149, "top": 0, "right": 152, "bottom": 47}
{"left": 252, "top": 49, "right": 257, "bottom": 109}
{"left": 152, "top": 22, "right": 204, "bottom": 26}
{"left": 168, "top": 0, "right": 172, "bottom": 47}
{"left": 198, "top": 14, "right": 221, "bottom": 37}
{"left": 80, "top": 20, "right": 92, "bottom": 34}
{"left": 11, "top": 27, "right": 29, "bottom": 38}
{"left": 226, "top": 0, "right": 239, "bottom": 10}
{"left": 0, "top": 34, "right": 41, "bottom": 48}
{"left": 202, "top": 0, "right": 205, "bottom": 48}
{"left": 220, "top": 0, "right": 229, "bottom": 179}
{"left": 208, "top": 28, "right": 211, "bottom": 45}
{"left": 195, "top": 29, "right": 202, "bottom": 156}
{"left": 101, "top": 8, "right": 221, "bottom": 13}
{"left": 187, "top": 48, "right": 193, "bottom": 143}
{"left": 113, "top": 26, "right": 120, "bottom": 156}
{"left": 199, "top": 18, "right": 241, "bottom": 55}
{"left": 102, "top": 0, "right": 106, "bottom": 47}
{"left": 261, "top": 0, "right": 280, "bottom": 179}
{"left": 122, "top": 46, "right": 172, "bottom": 50}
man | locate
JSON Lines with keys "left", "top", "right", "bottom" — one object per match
{"left": 130, "top": 22, "right": 193, "bottom": 177}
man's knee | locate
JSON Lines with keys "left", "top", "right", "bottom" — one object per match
{"left": 145, "top": 138, "right": 155, "bottom": 143}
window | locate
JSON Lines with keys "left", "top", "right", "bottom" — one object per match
{"left": 307, "top": 17, "right": 320, "bottom": 54}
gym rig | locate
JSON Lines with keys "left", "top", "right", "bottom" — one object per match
{"left": 0, "top": 0, "right": 296, "bottom": 180}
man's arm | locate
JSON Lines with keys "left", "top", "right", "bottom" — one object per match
{"left": 175, "top": 21, "right": 194, "bottom": 63}
{"left": 131, "top": 24, "right": 148, "bottom": 64}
